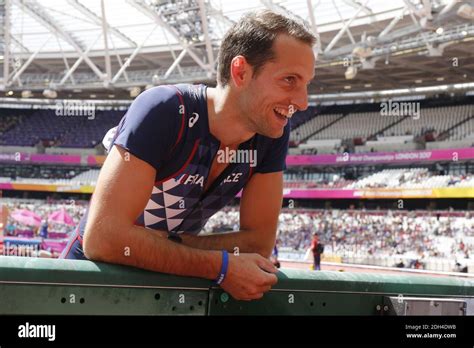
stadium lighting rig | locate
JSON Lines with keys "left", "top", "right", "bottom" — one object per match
{"left": 21, "top": 90, "right": 33, "bottom": 98}
{"left": 42, "top": 89, "right": 58, "bottom": 99}
{"left": 457, "top": 3, "right": 474, "bottom": 20}
{"left": 352, "top": 45, "right": 373, "bottom": 59}
{"left": 345, "top": 65, "right": 358, "bottom": 80}
{"left": 129, "top": 86, "right": 141, "bottom": 98}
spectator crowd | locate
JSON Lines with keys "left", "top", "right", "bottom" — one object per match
{"left": 2, "top": 199, "right": 472, "bottom": 270}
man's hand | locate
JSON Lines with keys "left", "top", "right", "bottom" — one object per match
{"left": 180, "top": 172, "right": 284, "bottom": 258}
{"left": 220, "top": 253, "right": 278, "bottom": 300}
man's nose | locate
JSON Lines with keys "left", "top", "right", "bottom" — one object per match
{"left": 291, "top": 86, "right": 309, "bottom": 111}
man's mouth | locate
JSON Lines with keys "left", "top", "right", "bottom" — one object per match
{"left": 273, "top": 107, "right": 293, "bottom": 120}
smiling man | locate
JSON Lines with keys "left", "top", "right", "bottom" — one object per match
{"left": 62, "top": 10, "right": 316, "bottom": 301}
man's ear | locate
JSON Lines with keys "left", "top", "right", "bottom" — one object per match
{"left": 230, "top": 55, "right": 252, "bottom": 88}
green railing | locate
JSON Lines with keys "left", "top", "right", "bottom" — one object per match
{"left": 1, "top": 256, "right": 474, "bottom": 315}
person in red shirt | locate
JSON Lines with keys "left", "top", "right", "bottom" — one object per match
{"left": 310, "top": 233, "right": 322, "bottom": 271}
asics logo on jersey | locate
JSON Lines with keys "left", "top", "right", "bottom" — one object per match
{"left": 189, "top": 112, "right": 199, "bottom": 127}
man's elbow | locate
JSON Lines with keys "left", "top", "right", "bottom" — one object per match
{"left": 83, "top": 238, "right": 105, "bottom": 262}
{"left": 248, "top": 229, "right": 276, "bottom": 258}
{"left": 257, "top": 248, "right": 272, "bottom": 259}
{"left": 237, "top": 229, "right": 271, "bottom": 258}
{"left": 253, "top": 240, "right": 274, "bottom": 259}
{"left": 83, "top": 228, "right": 114, "bottom": 262}
{"left": 83, "top": 243, "right": 100, "bottom": 261}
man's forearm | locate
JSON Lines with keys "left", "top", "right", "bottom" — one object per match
{"left": 180, "top": 229, "right": 275, "bottom": 257}
{"left": 84, "top": 224, "right": 221, "bottom": 280}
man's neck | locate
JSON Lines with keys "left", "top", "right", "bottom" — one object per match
{"left": 206, "top": 86, "right": 255, "bottom": 146}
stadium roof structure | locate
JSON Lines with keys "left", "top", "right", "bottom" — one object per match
{"left": 0, "top": 0, "right": 473, "bottom": 100}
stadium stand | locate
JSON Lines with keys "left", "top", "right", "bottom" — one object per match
{"left": 2, "top": 99, "right": 473, "bottom": 156}
{"left": 0, "top": 109, "right": 123, "bottom": 149}
{"left": 445, "top": 117, "right": 474, "bottom": 142}
{"left": 0, "top": 164, "right": 91, "bottom": 181}
{"left": 381, "top": 104, "right": 474, "bottom": 138}
{"left": 290, "top": 113, "right": 344, "bottom": 143}
{"left": 311, "top": 111, "right": 397, "bottom": 140}
{"left": 0, "top": 109, "right": 31, "bottom": 139}
{"left": 288, "top": 99, "right": 474, "bottom": 154}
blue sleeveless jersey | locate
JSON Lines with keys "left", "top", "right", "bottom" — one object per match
{"left": 62, "top": 84, "right": 289, "bottom": 260}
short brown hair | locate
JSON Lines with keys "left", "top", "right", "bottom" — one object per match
{"left": 217, "top": 10, "right": 316, "bottom": 86}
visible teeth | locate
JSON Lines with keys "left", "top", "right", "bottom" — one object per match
{"left": 274, "top": 107, "right": 294, "bottom": 119}
{"left": 274, "top": 107, "right": 288, "bottom": 116}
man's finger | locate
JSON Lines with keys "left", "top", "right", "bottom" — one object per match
{"left": 261, "top": 272, "right": 278, "bottom": 286}
{"left": 257, "top": 285, "right": 272, "bottom": 293}
{"left": 247, "top": 292, "right": 264, "bottom": 300}
{"left": 258, "top": 257, "right": 279, "bottom": 273}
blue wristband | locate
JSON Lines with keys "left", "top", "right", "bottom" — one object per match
{"left": 214, "top": 250, "right": 229, "bottom": 285}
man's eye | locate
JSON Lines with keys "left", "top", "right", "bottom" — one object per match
{"left": 284, "top": 76, "right": 295, "bottom": 84}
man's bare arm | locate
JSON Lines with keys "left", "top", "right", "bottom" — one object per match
{"left": 83, "top": 145, "right": 277, "bottom": 300}
{"left": 181, "top": 172, "right": 283, "bottom": 258}
{"left": 83, "top": 145, "right": 221, "bottom": 279}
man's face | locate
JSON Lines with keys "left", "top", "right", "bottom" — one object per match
{"left": 239, "top": 34, "right": 315, "bottom": 138}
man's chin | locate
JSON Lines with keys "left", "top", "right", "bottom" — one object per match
{"left": 260, "top": 128, "right": 284, "bottom": 139}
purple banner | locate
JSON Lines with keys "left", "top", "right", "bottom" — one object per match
{"left": 29, "top": 154, "right": 81, "bottom": 164}
{"left": 282, "top": 189, "right": 355, "bottom": 199}
{"left": 1, "top": 147, "right": 473, "bottom": 167}
{"left": 238, "top": 188, "right": 356, "bottom": 199}
{"left": 0, "top": 153, "right": 104, "bottom": 165}
{"left": 286, "top": 147, "right": 474, "bottom": 166}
